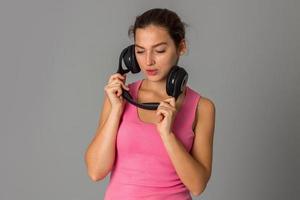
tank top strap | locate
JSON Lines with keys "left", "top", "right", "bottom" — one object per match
{"left": 119, "top": 80, "right": 141, "bottom": 121}
{"left": 126, "top": 80, "right": 140, "bottom": 103}
{"left": 128, "top": 79, "right": 142, "bottom": 100}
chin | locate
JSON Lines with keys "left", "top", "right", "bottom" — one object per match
{"left": 148, "top": 76, "right": 167, "bottom": 83}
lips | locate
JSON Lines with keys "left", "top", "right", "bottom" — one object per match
{"left": 146, "top": 69, "right": 158, "bottom": 75}
{"left": 146, "top": 69, "right": 158, "bottom": 72}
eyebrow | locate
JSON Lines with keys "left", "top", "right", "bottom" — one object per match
{"left": 135, "top": 42, "right": 167, "bottom": 49}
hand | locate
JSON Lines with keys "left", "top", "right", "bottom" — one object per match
{"left": 104, "top": 73, "right": 129, "bottom": 111}
{"left": 155, "top": 97, "right": 177, "bottom": 137}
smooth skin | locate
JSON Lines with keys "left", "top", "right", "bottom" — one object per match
{"left": 84, "top": 24, "right": 215, "bottom": 197}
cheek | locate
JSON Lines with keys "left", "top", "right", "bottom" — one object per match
{"left": 160, "top": 56, "right": 178, "bottom": 69}
{"left": 135, "top": 55, "right": 144, "bottom": 65}
{"left": 157, "top": 53, "right": 174, "bottom": 64}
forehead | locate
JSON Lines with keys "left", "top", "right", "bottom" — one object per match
{"left": 135, "top": 25, "right": 172, "bottom": 47}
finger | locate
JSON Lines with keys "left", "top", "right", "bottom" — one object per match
{"left": 109, "top": 73, "right": 126, "bottom": 83}
{"left": 116, "top": 88, "right": 122, "bottom": 96}
{"left": 110, "top": 80, "right": 129, "bottom": 90}
{"left": 155, "top": 110, "right": 164, "bottom": 122}
{"left": 159, "top": 101, "right": 173, "bottom": 107}
{"left": 109, "top": 73, "right": 120, "bottom": 82}
{"left": 110, "top": 80, "right": 129, "bottom": 89}
{"left": 159, "top": 101, "right": 176, "bottom": 111}
{"left": 157, "top": 106, "right": 174, "bottom": 117}
{"left": 108, "top": 84, "right": 124, "bottom": 96}
{"left": 110, "top": 75, "right": 128, "bottom": 90}
{"left": 156, "top": 109, "right": 164, "bottom": 117}
{"left": 158, "top": 103, "right": 173, "bottom": 110}
{"left": 109, "top": 76, "right": 124, "bottom": 84}
{"left": 156, "top": 109, "right": 168, "bottom": 118}
{"left": 163, "top": 97, "right": 176, "bottom": 107}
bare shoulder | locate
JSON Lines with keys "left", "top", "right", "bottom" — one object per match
{"left": 197, "top": 96, "right": 215, "bottom": 114}
{"left": 193, "top": 95, "right": 216, "bottom": 131}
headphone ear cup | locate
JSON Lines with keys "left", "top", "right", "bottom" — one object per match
{"left": 166, "top": 66, "right": 188, "bottom": 99}
{"left": 123, "top": 45, "right": 141, "bottom": 74}
{"left": 166, "top": 66, "right": 179, "bottom": 96}
{"left": 174, "top": 68, "right": 188, "bottom": 98}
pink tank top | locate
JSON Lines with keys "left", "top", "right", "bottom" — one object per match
{"left": 104, "top": 79, "right": 201, "bottom": 200}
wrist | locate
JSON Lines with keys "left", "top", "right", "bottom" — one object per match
{"left": 160, "top": 131, "right": 174, "bottom": 142}
{"left": 110, "top": 107, "right": 123, "bottom": 116}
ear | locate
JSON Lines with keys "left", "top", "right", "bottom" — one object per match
{"left": 177, "top": 39, "right": 187, "bottom": 56}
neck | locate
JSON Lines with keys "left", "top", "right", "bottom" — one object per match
{"left": 143, "top": 78, "right": 168, "bottom": 96}
{"left": 141, "top": 78, "right": 187, "bottom": 104}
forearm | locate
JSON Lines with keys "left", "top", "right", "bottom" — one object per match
{"left": 160, "top": 132, "right": 209, "bottom": 195}
{"left": 85, "top": 108, "right": 122, "bottom": 181}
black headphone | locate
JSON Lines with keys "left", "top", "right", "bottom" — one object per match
{"left": 117, "top": 44, "right": 188, "bottom": 110}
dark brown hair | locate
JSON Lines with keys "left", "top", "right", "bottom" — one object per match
{"left": 128, "top": 8, "right": 188, "bottom": 49}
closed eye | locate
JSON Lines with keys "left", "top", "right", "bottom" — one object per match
{"left": 136, "top": 51, "right": 165, "bottom": 54}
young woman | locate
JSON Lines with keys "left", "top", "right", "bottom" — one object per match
{"left": 85, "top": 8, "right": 216, "bottom": 200}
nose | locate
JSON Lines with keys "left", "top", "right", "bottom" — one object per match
{"left": 146, "top": 52, "right": 155, "bottom": 66}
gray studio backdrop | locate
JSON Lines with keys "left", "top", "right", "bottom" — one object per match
{"left": 0, "top": 0, "right": 299, "bottom": 200}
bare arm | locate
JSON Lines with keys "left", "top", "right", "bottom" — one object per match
{"left": 84, "top": 73, "right": 128, "bottom": 182}
{"left": 160, "top": 97, "right": 215, "bottom": 196}
{"left": 84, "top": 107, "right": 123, "bottom": 181}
